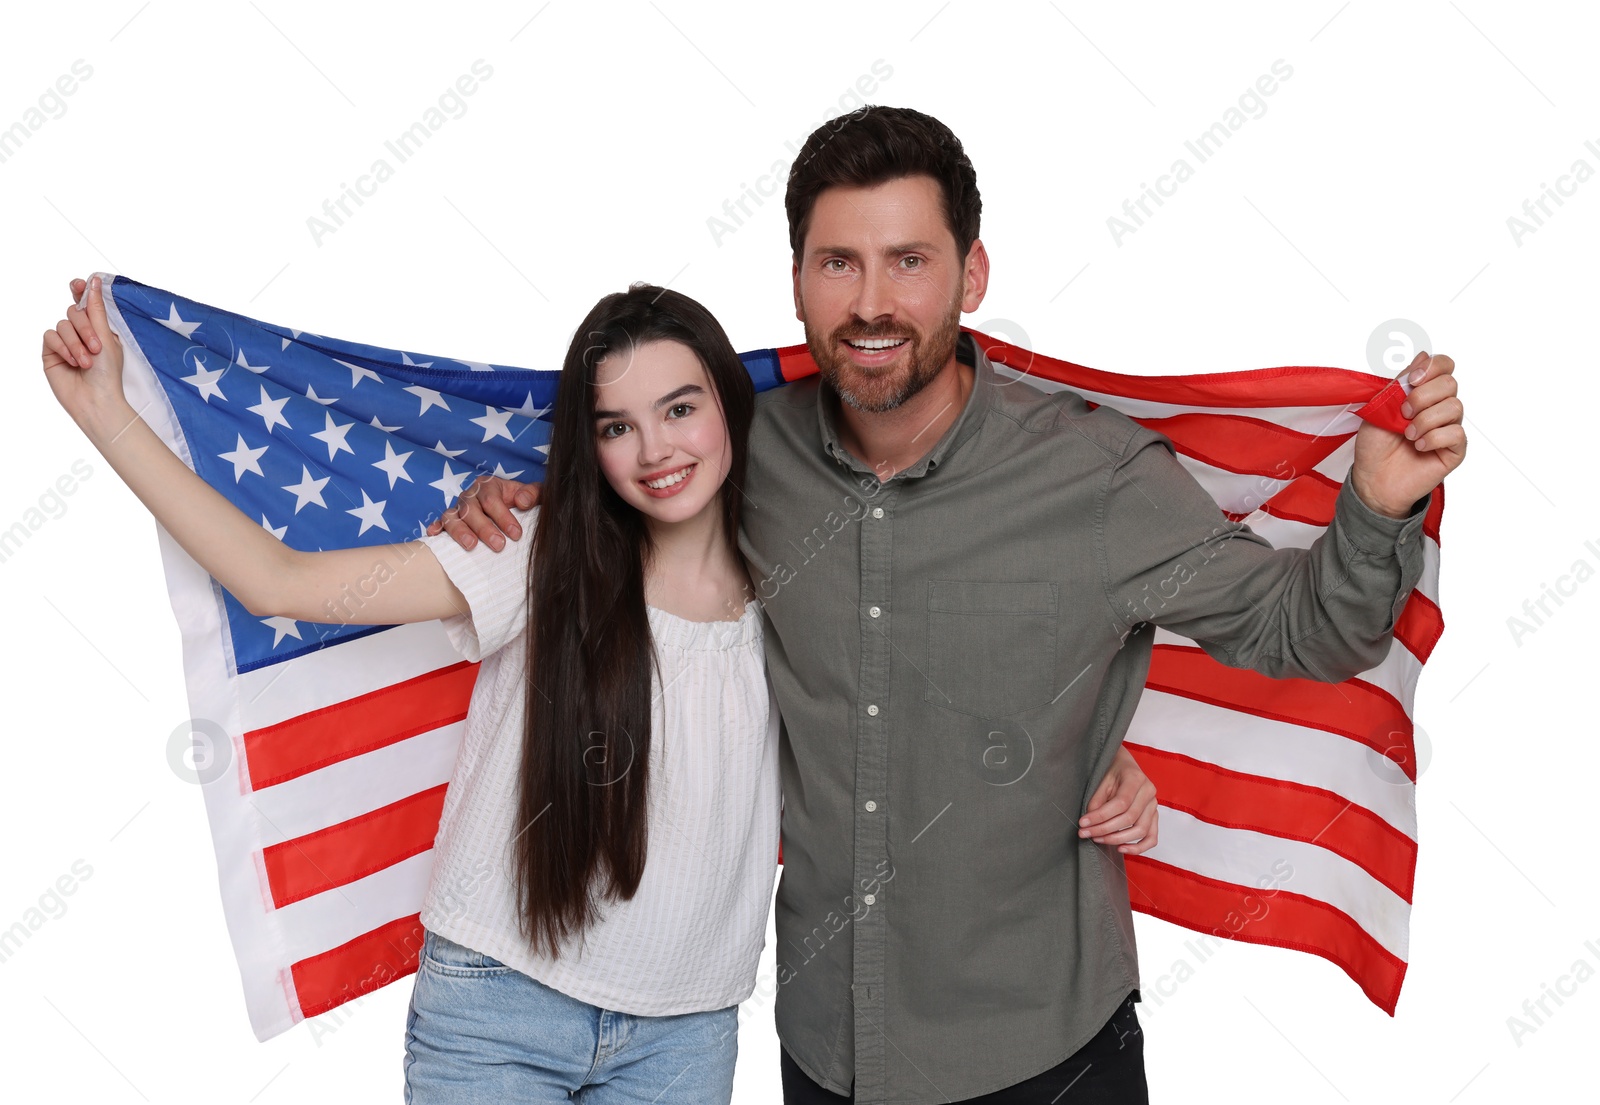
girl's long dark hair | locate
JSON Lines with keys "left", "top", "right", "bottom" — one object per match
{"left": 514, "top": 283, "right": 754, "bottom": 957}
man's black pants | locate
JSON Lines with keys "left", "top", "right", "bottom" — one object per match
{"left": 780, "top": 991, "right": 1148, "bottom": 1104}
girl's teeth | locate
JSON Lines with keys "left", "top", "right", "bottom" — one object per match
{"left": 645, "top": 466, "right": 693, "bottom": 489}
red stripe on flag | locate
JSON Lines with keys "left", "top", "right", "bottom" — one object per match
{"left": 778, "top": 348, "right": 816, "bottom": 382}
{"left": 1125, "top": 856, "right": 1406, "bottom": 1015}
{"left": 1149, "top": 644, "right": 1416, "bottom": 782}
{"left": 1130, "top": 412, "right": 1346, "bottom": 478}
{"left": 1394, "top": 589, "right": 1444, "bottom": 664}
{"left": 1125, "top": 743, "right": 1416, "bottom": 901}
{"left": 969, "top": 332, "right": 1395, "bottom": 408}
{"left": 244, "top": 661, "right": 479, "bottom": 790}
{"left": 1423, "top": 483, "right": 1443, "bottom": 546}
{"left": 291, "top": 914, "right": 426, "bottom": 1020}
{"left": 1237, "top": 470, "right": 1340, "bottom": 527}
{"left": 1354, "top": 375, "right": 1410, "bottom": 436}
{"left": 262, "top": 785, "right": 449, "bottom": 909}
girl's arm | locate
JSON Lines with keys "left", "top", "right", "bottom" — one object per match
{"left": 42, "top": 276, "right": 468, "bottom": 627}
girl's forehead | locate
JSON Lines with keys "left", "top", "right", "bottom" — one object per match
{"left": 593, "top": 340, "right": 709, "bottom": 397}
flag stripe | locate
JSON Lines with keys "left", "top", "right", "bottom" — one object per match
{"left": 247, "top": 722, "right": 462, "bottom": 847}
{"left": 244, "top": 661, "right": 478, "bottom": 790}
{"left": 1126, "top": 856, "right": 1406, "bottom": 1015}
{"left": 290, "top": 914, "right": 427, "bottom": 1020}
{"left": 1395, "top": 589, "right": 1445, "bottom": 665}
{"left": 237, "top": 618, "right": 461, "bottom": 730}
{"left": 1149, "top": 644, "right": 1416, "bottom": 781}
{"left": 1127, "top": 743, "right": 1416, "bottom": 901}
{"left": 263, "top": 784, "right": 449, "bottom": 908}
{"left": 1138, "top": 808, "right": 1411, "bottom": 960}
{"left": 1131, "top": 412, "right": 1345, "bottom": 478}
{"left": 1128, "top": 688, "right": 1418, "bottom": 838}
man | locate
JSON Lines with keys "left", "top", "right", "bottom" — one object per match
{"left": 431, "top": 107, "right": 1464, "bottom": 1103}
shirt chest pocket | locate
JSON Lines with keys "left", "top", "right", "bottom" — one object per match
{"left": 922, "top": 580, "right": 1059, "bottom": 718}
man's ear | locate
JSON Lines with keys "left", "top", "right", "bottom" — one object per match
{"left": 792, "top": 258, "right": 805, "bottom": 322}
{"left": 961, "top": 239, "right": 990, "bottom": 315}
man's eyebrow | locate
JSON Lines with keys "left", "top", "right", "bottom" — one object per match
{"left": 808, "top": 240, "right": 942, "bottom": 259}
{"left": 594, "top": 383, "right": 706, "bottom": 420}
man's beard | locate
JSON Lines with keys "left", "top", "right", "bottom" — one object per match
{"left": 805, "top": 301, "right": 962, "bottom": 414}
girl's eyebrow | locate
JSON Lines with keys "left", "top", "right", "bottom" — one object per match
{"left": 594, "top": 383, "right": 706, "bottom": 421}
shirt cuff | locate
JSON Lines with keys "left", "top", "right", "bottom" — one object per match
{"left": 1332, "top": 469, "right": 1431, "bottom": 558}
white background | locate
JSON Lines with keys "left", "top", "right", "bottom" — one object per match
{"left": 2, "top": 2, "right": 1595, "bottom": 1102}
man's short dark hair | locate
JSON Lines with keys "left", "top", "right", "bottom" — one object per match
{"left": 785, "top": 105, "right": 981, "bottom": 262}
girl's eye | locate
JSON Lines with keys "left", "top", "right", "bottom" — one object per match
{"left": 600, "top": 422, "right": 628, "bottom": 438}
{"left": 667, "top": 403, "right": 693, "bottom": 419}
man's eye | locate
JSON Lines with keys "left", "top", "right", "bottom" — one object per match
{"left": 825, "top": 258, "right": 847, "bottom": 272}
{"left": 902, "top": 256, "right": 922, "bottom": 269}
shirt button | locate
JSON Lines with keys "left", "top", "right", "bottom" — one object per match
{"left": 862, "top": 894, "right": 876, "bottom": 906}
{"left": 872, "top": 507, "right": 884, "bottom": 519}
{"left": 865, "top": 800, "right": 877, "bottom": 812}
{"left": 867, "top": 704, "right": 879, "bottom": 716}
{"left": 868, "top": 605, "right": 881, "bottom": 618}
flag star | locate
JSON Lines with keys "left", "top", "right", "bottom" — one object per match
{"left": 470, "top": 405, "right": 516, "bottom": 443}
{"left": 260, "top": 615, "right": 302, "bottom": 647}
{"left": 182, "top": 354, "right": 228, "bottom": 403}
{"left": 491, "top": 462, "right": 526, "bottom": 480}
{"left": 346, "top": 489, "right": 390, "bottom": 535}
{"left": 336, "top": 358, "right": 383, "bottom": 388}
{"left": 236, "top": 350, "right": 269, "bottom": 373}
{"left": 218, "top": 434, "right": 268, "bottom": 482}
{"left": 432, "top": 441, "right": 466, "bottom": 458}
{"left": 260, "top": 515, "right": 288, "bottom": 541}
{"left": 453, "top": 358, "right": 494, "bottom": 372}
{"left": 405, "top": 385, "right": 451, "bottom": 416}
{"left": 401, "top": 352, "right": 434, "bottom": 369}
{"left": 370, "top": 415, "right": 401, "bottom": 433}
{"left": 310, "top": 411, "right": 356, "bottom": 461}
{"left": 513, "top": 391, "right": 553, "bottom": 420}
{"left": 159, "top": 303, "right": 201, "bottom": 339}
{"left": 430, "top": 461, "right": 471, "bottom": 503}
{"left": 282, "top": 466, "right": 330, "bottom": 512}
{"left": 304, "top": 384, "right": 338, "bottom": 406}
{"left": 372, "top": 440, "right": 414, "bottom": 489}
{"left": 247, "top": 386, "right": 292, "bottom": 433}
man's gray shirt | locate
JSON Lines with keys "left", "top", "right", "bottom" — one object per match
{"left": 739, "top": 333, "right": 1428, "bottom": 1103}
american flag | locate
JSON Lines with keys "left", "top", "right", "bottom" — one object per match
{"left": 95, "top": 272, "right": 1440, "bottom": 1040}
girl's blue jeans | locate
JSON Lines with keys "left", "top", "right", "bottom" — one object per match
{"left": 403, "top": 928, "right": 739, "bottom": 1103}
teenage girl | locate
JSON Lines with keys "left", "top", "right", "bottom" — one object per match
{"left": 46, "top": 277, "right": 775, "bottom": 1102}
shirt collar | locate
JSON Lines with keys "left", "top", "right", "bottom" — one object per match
{"left": 816, "top": 330, "right": 993, "bottom": 482}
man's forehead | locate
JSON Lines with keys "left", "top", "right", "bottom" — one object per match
{"left": 807, "top": 175, "right": 950, "bottom": 248}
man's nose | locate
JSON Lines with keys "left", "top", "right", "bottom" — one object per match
{"left": 851, "top": 263, "right": 894, "bottom": 325}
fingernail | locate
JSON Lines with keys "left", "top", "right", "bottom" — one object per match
{"left": 1409, "top": 369, "right": 1425, "bottom": 384}
{"left": 1400, "top": 401, "right": 1412, "bottom": 417}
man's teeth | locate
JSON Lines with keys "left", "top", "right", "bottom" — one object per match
{"left": 847, "top": 338, "right": 907, "bottom": 350}
{"left": 644, "top": 465, "right": 694, "bottom": 489}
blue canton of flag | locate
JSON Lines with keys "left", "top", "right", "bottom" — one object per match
{"left": 114, "top": 275, "right": 560, "bottom": 671}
